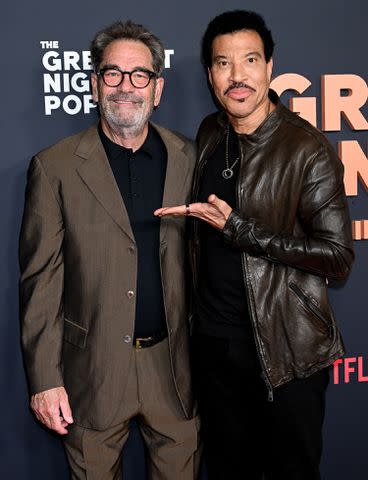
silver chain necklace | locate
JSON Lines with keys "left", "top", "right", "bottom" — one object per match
{"left": 222, "top": 125, "right": 240, "bottom": 180}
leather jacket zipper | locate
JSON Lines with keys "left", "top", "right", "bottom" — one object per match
{"left": 240, "top": 253, "right": 274, "bottom": 402}
{"left": 289, "top": 282, "right": 332, "bottom": 336}
{"left": 237, "top": 140, "right": 274, "bottom": 402}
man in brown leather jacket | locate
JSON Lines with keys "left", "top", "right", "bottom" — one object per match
{"left": 155, "top": 9, "right": 354, "bottom": 480}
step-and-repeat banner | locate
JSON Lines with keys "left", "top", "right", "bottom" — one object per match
{"left": 2, "top": 1, "right": 367, "bottom": 478}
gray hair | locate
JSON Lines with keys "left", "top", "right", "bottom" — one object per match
{"left": 90, "top": 20, "right": 165, "bottom": 76}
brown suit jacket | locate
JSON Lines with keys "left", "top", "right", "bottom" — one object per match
{"left": 19, "top": 123, "right": 196, "bottom": 430}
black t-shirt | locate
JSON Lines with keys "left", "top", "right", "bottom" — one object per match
{"left": 99, "top": 123, "right": 167, "bottom": 338}
{"left": 195, "top": 126, "right": 251, "bottom": 338}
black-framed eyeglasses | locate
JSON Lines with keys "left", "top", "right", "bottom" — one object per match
{"left": 97, "top": 67, "right": 157, "bottom": 88}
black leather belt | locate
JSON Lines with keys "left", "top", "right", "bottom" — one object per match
{"left": 133, "top": 329, "right": 167, "bottom": 349}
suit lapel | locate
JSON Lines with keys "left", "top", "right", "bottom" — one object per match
{"left": 152, "top": 124, "right": 191, "bottom": 242}
{"left": 75, "top": 125, "right": 135, "bottom": 243}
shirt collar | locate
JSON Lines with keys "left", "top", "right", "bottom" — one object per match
{"left": 98, "top": 122, "right": 156, "bottom": 159}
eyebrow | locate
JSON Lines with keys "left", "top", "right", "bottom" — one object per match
{"left": 213, "top": 55, "right": 228, "bottom": 62}
{"left": 213, "top": 51, "right": 263, "bottom": 62}
{"left": 100, "top": 63, "right": 152, "bottom": 71}
{"left": 100, "top": 63, "right": 119, "bottom": 70}
{"left": 245, "top": 51, "right": 262, "bottom": 58}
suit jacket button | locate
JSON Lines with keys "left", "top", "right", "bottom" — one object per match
{"left": 123, "top": 335, "right": 132, "bottom": 344}
{"left": 127, "top": 290, "right": 135, "bottom": 299}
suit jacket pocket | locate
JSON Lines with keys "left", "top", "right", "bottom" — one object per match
{"left": 64, "top": 318, "right": 88, "bottom": 348}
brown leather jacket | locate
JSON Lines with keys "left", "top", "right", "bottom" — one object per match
{"left": 190, "top": 91, "right": 354, "bottom": 397}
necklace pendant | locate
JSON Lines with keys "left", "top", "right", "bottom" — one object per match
{"left": 222, "top": 168, "right": 234, "bottom": 180}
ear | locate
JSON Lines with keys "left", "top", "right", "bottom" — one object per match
{"left": 208, "top": 67, "right": 213, "bottom": 87}
{"left": 267, "top": 58, "right": 273, "bottom": 82}
{"left": 153, "top": 76, "right": 165, "bottom": 107}
{"left": 91, "top": 72, "right": 99, "bottom": 103}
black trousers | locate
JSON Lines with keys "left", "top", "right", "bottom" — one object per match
{"left": 192, "top": 333, "right": 329, "bottom": 480}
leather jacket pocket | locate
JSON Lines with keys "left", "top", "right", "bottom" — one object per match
{"left": 289, "top": 282, "right": 333, "bottom": 337}
{"left": 63, "top": 318, "right": 88, "bottom": 348}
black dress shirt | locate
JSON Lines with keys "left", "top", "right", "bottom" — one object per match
{"left": 99, "top": 123, "right": 167, "bottom": 338}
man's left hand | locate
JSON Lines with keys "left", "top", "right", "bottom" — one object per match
{"left": 154, "top": 194, "right": 232, "bottom": 230}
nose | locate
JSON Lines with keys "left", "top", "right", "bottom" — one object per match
{"left": 117, "top": 73, "right": 134, "bottom": 91}
{"left": 230, "top": 62, "right": 247, "bottom": 83}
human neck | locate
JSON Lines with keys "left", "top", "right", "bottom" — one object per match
{"left": 101, "top": 119, "right": 149, "bottom": 152}
{"left": 230, "top": 97, "right": 275, "bottom": 135}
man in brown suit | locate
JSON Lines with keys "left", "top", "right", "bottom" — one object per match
{"left": 19, "top": 20, "right": 200, "bottom": 479}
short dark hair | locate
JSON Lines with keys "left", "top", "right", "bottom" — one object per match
{"left": 201, "top": 10, "right": 274, "bottom": 67}
{"left": 90, "top": 20, "right": 165, "bottom": 76}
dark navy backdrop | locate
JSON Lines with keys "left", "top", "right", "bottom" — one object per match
{"left": 2, "top": 1, "right": 367, "bottom": 478}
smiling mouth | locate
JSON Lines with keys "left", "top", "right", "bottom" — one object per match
{"left": 113, "top": 100, "right": 140, "bottom": 107}
{"left": 108, "top": 93, "right": 143, "bottom": 105}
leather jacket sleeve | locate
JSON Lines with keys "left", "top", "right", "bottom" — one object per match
{"left": 222, "top": 145, "right": 354, "bottom": 281}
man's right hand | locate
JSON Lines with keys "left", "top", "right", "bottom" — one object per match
{"left": 30, "top": 386, "right": 73, "bottom": 435}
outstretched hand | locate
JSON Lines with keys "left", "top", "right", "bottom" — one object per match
{"left": 154, "top": 194, "right": 232, "bottom": 230}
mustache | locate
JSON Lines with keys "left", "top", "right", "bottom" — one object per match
{"left": 107, "top": 93, "right": 144, "bottom": 104}
{"left": 224, "top": 82, "right": 256, "bottom": 95}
